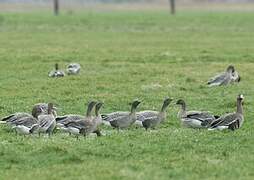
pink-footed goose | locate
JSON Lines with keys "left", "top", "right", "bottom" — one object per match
{"left": 135, "top": 97, "right": 173, "bottom": 130}
{"left": 208, "top": 94, "right": 244, "bottom": 131}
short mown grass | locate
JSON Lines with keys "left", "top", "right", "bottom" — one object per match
{"left": 0, "top": 11, "right": 254, "bottom": 180}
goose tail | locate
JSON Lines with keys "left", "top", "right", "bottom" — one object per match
{"left": 1, "top": 114, "right": 15, "bottom": 121}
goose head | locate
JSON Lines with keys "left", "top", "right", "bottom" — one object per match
{"left": 95, "top": 102, "right": 103, "bottom": 116}
{"left": 161, "top": 97, "right": 173, "bottom": 111}
{"left": 237, "top": 94, "right": 244, "bottom": 104}
{"left": 130, "top": 100, "right": 141, "bottom": 113}
{"left": 47, "top": 103, "right": 54, "bottom": 114}
{"left": 226, "top": 65, "right": 235, "bottom": 73}
{"left": 86, "top": 101, "right": 97, "bottom": 117}
{"left": 55, "top": 63, "right": 59, "bottom": 70}
{"left": 176, "top": 99, "right": 186, "bottom": 110}
{"left": 236, "top": 94, "right": 244, "bottom": 114}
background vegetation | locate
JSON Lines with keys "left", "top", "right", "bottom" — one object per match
{"left": 0, "top": 11, "right": 254, "bottom": 179}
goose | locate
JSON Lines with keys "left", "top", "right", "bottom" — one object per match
{"left": 1, "top": 102, "right": 56, "bottom": 127}
{"left": 38, "top": 103, "right": 56, "bottom": 137}
{"left": 12, "top": 124, "right": 39, "bottom": 136}
{"left": 62, "top": 101, "right": 101, "bottom": 138}
{"left": 176, "top": 99, "right": 218, "bottom": 128}
{"left": 208, "top": 94, "right": 244, "bottom": 131}
{"left": 56, "top": 101, "right": 97, "bottom": 127}
{"left": 48, "top": 63, "right": 65, "bottom": 77}
{"left": 102, "top": 100, "right": 141, "bottom": 129}
{"left": 207, "top": 65, "right": 239, "bottom": 87}
{"left": 67, "top": 63, "right": 81, "bottom": 75}
{"left": 135, "top": 97, "right": 173, "bottom": 130}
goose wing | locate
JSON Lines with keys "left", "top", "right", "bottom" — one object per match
{"left": 136, "top": 111, "right": 158, "bottom": 122}
{"left": 102, "top": 112, "right": 129, "bottom": 122}
{"left": 56, "top": 115, "right": 84, "bottom": 124}
{"left": 38, "top": 115, "right": 55, "bottom": 131}
{"left": 207, "top": 72, "right": 227, "bottom": 86}
{"left": 13, "top": 116, "right": 38, "bottom": 128}
{"left": 210, "top": 113, "right": 241, "bottom": 128}
{"left": 1, "top": 113, "right": 32, "bottom": 123}
{"left": 186, "top": 111, "right": 216, "bottom": 122}
{"left": 65, "top": 120, "right": 93, "bottom": 134}
{"left": 109, "top": 114, "right": 131, "bottom": 128}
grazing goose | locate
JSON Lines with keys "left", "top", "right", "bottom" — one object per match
{"left": 102, "top": 100, "right": 141, "bottom": 129}
{"left": 56, "top": 101, "right": 97, "bottom": 127}
{"left": 176, "top": 99, "right": 218, "bottom": 128}
{"left": 12, "top": 124, "right": 39, "bottom": 136}
{"left": 63, "top": 101, "right": 100, "bottom": 138}
{"left": 135, "top": 97, "right": 173, "bottom": 130}
{"left": 67, "top": 63, "right": 81, "bottom": 75}
{"left": 207, "top": 65, "right": 239, "bottom": 87}
{"left": 208, "top": 94, "right": 244, "bottom": 131}
{"left": 38, "top": 103, "right": 56, "bottom": 137}
{"left": 48, "top": 63, "right": 65, "bottom": 77}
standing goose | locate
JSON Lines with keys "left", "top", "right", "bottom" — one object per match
{"left": 62, "top": 101, "right": 100, "bottom": 138}
{"left": 208, "top": 94, "right": 244, "bottom": 131}
{"left": 102, "top": 100, "right": 141, "bottom": 129}
{"left": 135, "top": 97, "right": 173, "bottom": 130}
{"left": 67, "top": 63, "right": 81, "bottom": 75}
{"left": 38, "top": 103, "right": 56, "bottom": 137}
{"left": 207, "top": 65, "right": 239, "bottom": 87}
{"left": 48, "top": 63, "right": 65, "bottom": 77}
{"left": 176, "top": 99, "right": 218, "bottom": 128}
{"left": 56, "top": 101, "right": 97, "bottom": 127}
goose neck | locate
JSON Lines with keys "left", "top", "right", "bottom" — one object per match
{"left": 236, "top": 99, "right": 243, "bottom": 114}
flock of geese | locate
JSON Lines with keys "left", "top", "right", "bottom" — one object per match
{"left": 0, "top": 65, "right": 244, "bottom": 138}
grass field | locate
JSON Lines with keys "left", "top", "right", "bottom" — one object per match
{"left": 0, "top": 11, "right": 254, "bottom": 180}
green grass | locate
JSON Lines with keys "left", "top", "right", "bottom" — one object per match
{"left": 0, "top": 11, "right": 254, "bottom": 180}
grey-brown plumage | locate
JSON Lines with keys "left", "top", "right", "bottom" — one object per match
{"left": 56, "top": 101, "right": 97, "bottom": 127}
{"left": 38, "top": 103, "right": 56, "bottom": 136}
{"left": 176, "top": 99, "right": 218, "bottom": 128}
{"left": 1, "top": 103, "right": 56, "bottom": 128}
{"left": 92, "top": 102, "right": 103, "bottom": 136}
{"left": 209, "top": 94, "right": 244, "bottom": 131}
{"left": 1, "top": 113, "right": 32, "bottom": 125}
{"left": 63, "top": 101, "right": 100, "bottom": 137}
{"left": 48, "top": 63, "right": 65, "bottom": 77}
{"left": 10, "top": 116, "right": 38, "bottom": 128}
{"left": 102, "top": 100, "right": 141, "bottom": 129}
{"left": 135, "top": 97, "right": 173, "bottom": 130}
{"left": 207, "top": 65, "right": 240, "bottom": 87}
{"left": 32, "top": 103, "right": 57, "bottom": 118}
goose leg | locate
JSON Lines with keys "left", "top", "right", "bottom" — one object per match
{"left": 94, "top": 129, "right": 102, "bottom": 137}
